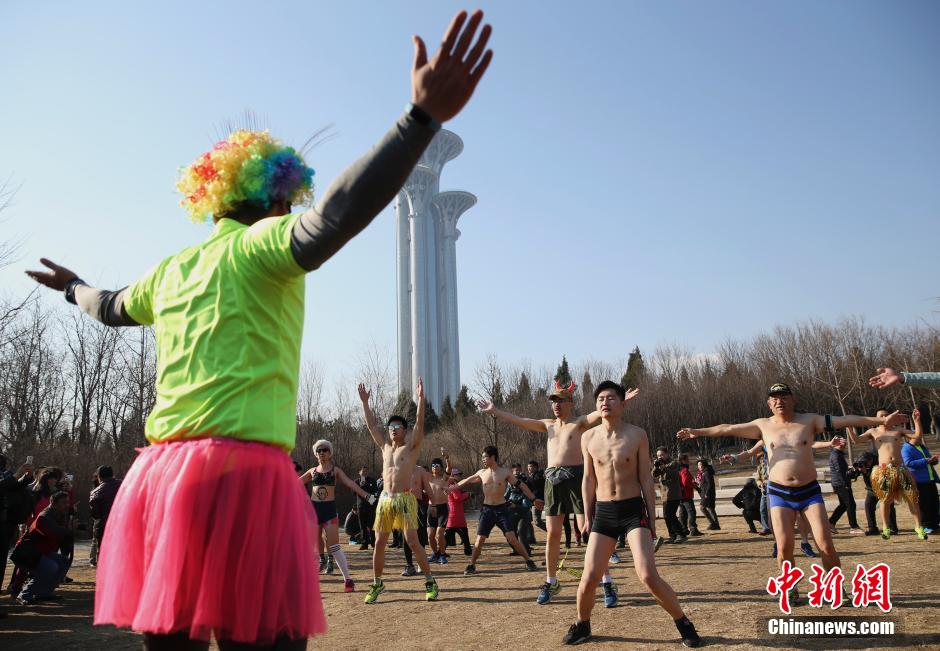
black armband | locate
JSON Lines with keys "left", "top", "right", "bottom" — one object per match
{"left": 64, "top": 278, "right": 88, "bottom": 305}
{"left": 405, "top": 102, "right": 441, "bottom": 132}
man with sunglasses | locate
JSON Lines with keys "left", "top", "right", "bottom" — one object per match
{"left": 477, "top": 381, "right": 638, "bottom": 604}
{"left": 426, "top": 458, "right": 451, "bottom": 564}
{"left": 359, "top": 379, "right": 439, "bottom": 604}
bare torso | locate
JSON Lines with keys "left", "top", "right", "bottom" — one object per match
{"left": 478, "top": 466, "right": 515, "bottom": 505}
{"left": 427, "top": 473, "right": 449, "bottom": 505}
{"left": 757, "top": 413, "right": 823, "bottom": 486}
{"left": 865, "top": 426, "right": 907, "bottom": 465}
{"left": 544, "top": 418, "right": 590, "bottom": 467}
{"left": 583, "top": 423, "right": 644, "bottom": 501}
{"left": 381, "top": 441, "right": 420, "bottom": 494}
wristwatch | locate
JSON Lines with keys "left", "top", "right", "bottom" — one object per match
{"left": 64, "top": 277, "right": 88, "bottom": 305}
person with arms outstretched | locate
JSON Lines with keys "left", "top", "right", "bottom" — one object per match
{"left": 477, "top": 381, "right": 638, "bottom": 604}
{"left": 27, "top": 11, "right": 492, "bottom": 648}
{"left": 679, "top": 383, "right": 907, "bottom": 605}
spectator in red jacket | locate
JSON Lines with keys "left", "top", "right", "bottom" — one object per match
{"left": 678, "top": 455, "right": 702, "bottom": 537}
{"left": 445, "top": 470, "right": 473, "bottom": 555}
{"left": 14, "top": 491, "right": 71, "bottom": 604}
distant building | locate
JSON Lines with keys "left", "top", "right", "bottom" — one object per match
{"left": 395, "top": 130, "right": 475, "bottom": 410}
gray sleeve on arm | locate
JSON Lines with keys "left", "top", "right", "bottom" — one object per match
{"left": 290, "top": 111, "right": 437, "bottom": 271}
{"left": 902, "top": 372, "right": 940, "bottom": 389}
{"left": 75, "top": 285, "right": 141, "bottom": 327}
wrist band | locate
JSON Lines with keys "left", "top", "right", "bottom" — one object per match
{"left": 64, "top": 278, "right": 87, "bottom": 305}
{"left": 405, "top": 102, "right": 442, "bottom": 132}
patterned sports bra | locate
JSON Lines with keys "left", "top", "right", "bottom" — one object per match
{"left": 311, "top": 467, "right": 336, "bottom": 487}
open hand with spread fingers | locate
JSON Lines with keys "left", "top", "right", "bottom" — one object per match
{"left": 411, "top": 9, "right": 493, "bottom": 123}
{"left": 25, "top": 258, "right": 79, "bottom": 291}
{"left": 676, "top": 428, "right": 699, "bottom": 440}
{"left": 869, "top": 367, "right": 902, "bottom": 389}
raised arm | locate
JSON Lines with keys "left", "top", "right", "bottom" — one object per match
{"left": 677, "top": 420, "right": 763, "bottom": 441}
{"left": 289, "top": 10, "right": 493, "bottom": 271}
{"left": 26, "top": 259, "right": 140, "bottom": 327}
{"left": 411, "top": 378, "right": 426, "bottom": 450}
{"left": 476, "top": 400, "right": 548, "bottom": 433}
{"left": 358, "top": 383, "right": 386, "bottom": 448}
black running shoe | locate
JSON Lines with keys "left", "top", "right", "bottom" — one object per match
{"left": 562, "top": 621, "right": 592, "bottom": 645}
{"left": 464, "top": 564, "right": 477, "bottom": 575}
{"left": 525, "top": 559, "right": 538, "bottom": 571}
{"left": 675, "top": 616, "right": 702, "bottom": 648}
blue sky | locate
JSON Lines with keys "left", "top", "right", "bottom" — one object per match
{"left": 2, "top": 1, "right": 938, "bottom": 395}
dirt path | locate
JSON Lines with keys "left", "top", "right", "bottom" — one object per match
{"left": 2, "top": 501, "right": 938, "bottom": 650}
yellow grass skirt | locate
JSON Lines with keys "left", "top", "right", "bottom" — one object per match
{"left": 374, "top": 491, "right": 420, "bottom": 532}
{"left": 871, "top": 464, "right": 919, "bottom": 507}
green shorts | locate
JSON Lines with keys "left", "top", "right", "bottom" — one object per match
{"left": 544, "top": 464, "right": 584, "bottom": 516}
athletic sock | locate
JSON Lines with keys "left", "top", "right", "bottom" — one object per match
{"left": 547, "top": 576, "right": 558, "bottom": 584}
{"left": 425, "top": 574, "right": 434, "bottom": 581}
{"left": 329, "top": 544, "right": 351, "bottom": 580}
{"left": 601, "top": 573, "right": 612, "bottom": 584}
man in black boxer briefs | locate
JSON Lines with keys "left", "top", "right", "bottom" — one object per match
{"left": 563, "top": 381, "right": 701, "bottom": 647}
{"left": 449, "top": 446, "right": 543, "bottom": 575}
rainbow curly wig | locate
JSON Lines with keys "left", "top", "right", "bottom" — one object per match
{"left": 176, "top": 130, "right": 314, "bottom": 223}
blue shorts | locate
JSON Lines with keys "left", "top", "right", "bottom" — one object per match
{"left": 767, "top": 480, "right": 824, "bottom": 512}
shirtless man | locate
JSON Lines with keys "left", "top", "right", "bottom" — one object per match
{"left": 678, "top": 382, "right": 907, "bottom": 603}
{"left": 359, "top": 379, "right": 439, "bottom": 604}
{"left": 851, "top": 408, "right": 928, "bottom": 540}
{"left": 721, "top": 438, "right": 841, "bottom": 558}
{"left": 450, "top": 446, "right": 543, "bottom": 575}
{"left": 477, "top": 381, "right": 638, "bottom": 604}
{"left": 563, "top": 381, "right": 701, "bottom": 647}
{"left": 426, "top": 459, "right": 451, "bottom": 563}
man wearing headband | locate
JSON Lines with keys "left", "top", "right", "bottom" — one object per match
{"left": 359, "top": 379, "right": 439, "bottom": 604}
{"left": 679, "top": 383, "right": 908, "bottom": 605}
{"left": 27, "top": 10, "right": 492, "bottom": 648}
{"left": 477, "top": 381, "right": 638, "bottom": 605}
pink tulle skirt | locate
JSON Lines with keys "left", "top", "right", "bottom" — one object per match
{"left": 94, "top": 437, "right": 325, "bottom": 643}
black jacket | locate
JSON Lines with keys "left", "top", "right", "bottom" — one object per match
{"left": 733, "top": 480, "right": 761, "bottom": 514}
{"left": 89, "top": 478, "right": 122, "bottom": 536}
{"left": 697, "top": 465, "right": 716, "bottom": 500}
{"left": 355, "top": 476, "right": 378, "bottom": 507}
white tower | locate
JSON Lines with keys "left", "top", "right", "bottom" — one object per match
{"left": 396, "top": 130, "right": 475, "bottom": 410}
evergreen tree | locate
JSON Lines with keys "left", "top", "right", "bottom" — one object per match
{"left": 509, "top": 371, "right": 532, "bottom": 404}
{"left": 554, "top": 355, "right": 572, "bottom": 386}
{"left": 440, "top": 396, "right": 456, "bottom": 424}
{"left": 581, "top": 371, "right": 595, "bottom": 413}
{"left": 622, "top": 347, "right": 646, "bottom": 388}
{"left": 455, "top": 385, "right": 476, "bottom": 417}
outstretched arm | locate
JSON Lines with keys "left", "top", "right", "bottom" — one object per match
{"left": 720, "top": 439, "right": 765, "bottom": 465}
{"left": 336, "top": 467, "right": 371, "bottom": 500}
{"left": 289, "top": 10, "right": 493, "bottom": 272}
{"left": 411, "top": 378, "right": 426, "bottom": 450}
{"left": 870, "top": 368, "right": 940, "bottom": 390}
{"left": 358, "top": 384, "right": 386, "bottom": 448}
{"left": 476, "top": 399, "right": 548, "bottom": 433}
{"left": 26, "top": 259, "right": 140, "bottom": 327}
{"left": 452, "top": 470, "right": 483, "bottom": 491}
{"left": 829, "top": 411, "right": 907, "bottom": 432}
{"left": 678, "top": 420, "right": 763, "bottom": 441}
